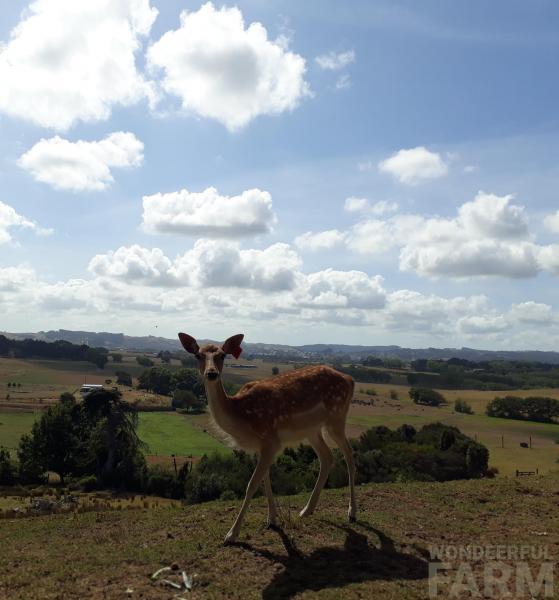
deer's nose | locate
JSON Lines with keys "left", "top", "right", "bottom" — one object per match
{"left": 206, "top": 371, "right": 218, "bottom": 381}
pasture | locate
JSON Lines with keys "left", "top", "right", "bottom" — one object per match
{"left": 0, "top": 355, "right": 558, "bottom": 477}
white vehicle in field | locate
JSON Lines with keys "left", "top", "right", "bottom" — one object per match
{"left": 80, "top": 384, "right": 104, "bottom": 398}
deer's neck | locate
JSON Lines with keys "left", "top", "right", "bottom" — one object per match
{"left": 204, "top": 379, "right": 233, "bottom": 432}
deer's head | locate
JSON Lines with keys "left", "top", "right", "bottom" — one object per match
{"left": 178, "top": 333, "right": 244, "bottom": 382}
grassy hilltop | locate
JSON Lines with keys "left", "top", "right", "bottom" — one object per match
{"left": 1, "top": 475, "right": 558, "bottom": 599}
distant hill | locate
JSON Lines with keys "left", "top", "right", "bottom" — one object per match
{"left": 3, "top": 329, "right": 559, "bottom": 364}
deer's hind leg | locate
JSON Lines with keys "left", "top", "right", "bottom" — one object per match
{"left": 300, "top": 429, "right": 334, "bottom": 518}
{"left": 263, "top": 469, "right": 277, "bottom": 527}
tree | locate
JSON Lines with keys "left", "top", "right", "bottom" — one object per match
{"left": 136, "top": 356, "right": 155, "bottom": 367}
{"left": 409, "top": 388, "right": 445, "bottom": 406}
{"left": 0, "top": 446, "right": 16, "bottom": 485}
{"left": 172, "top": 368, "right": 204, "bottom": 396}
{"left": 158, "top": 351, "right": 172, "bottom": 364}
{"left": 272, "top": 366, "right": 279, "bottom": 376}
{"left": 172, "top": 389, "right": 200, "bottom": 411}
{"left": 116, "top": 371, "right": 133, "bottom": 387}
{"left": 86, "top": 347, "right": 108, "bottom": 369}
{"left": 17, "top": 398, "right": 80, "bottom": 485}
{"left": 454, "top": 399, "right": 474, "bottom": 414}
{"left": 138, "top": 366, "right": 174, "bottom": 395}
{"left": 81, "top": 388, "right": 146, "bottom": 486}
{"left": 111, "top": 353, "right": 123, "bottom": 363}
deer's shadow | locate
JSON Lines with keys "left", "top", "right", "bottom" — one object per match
{"left": 232, "top": 520, "right": 429, "bottom": 599}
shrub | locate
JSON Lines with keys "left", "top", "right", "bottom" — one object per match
{"left": 389, "top": 390, "right": 399, "bottom": 400}
{"left": 136, "top": 356, "right": 155, "bottom": 367}
{"left": 172, "top": 389, "right": 199, "bottom": 411}
{"left": 116, "top": 371, "right": 133, "bottom": 387}
{"left": 146, "top": 465, "right": 182, "bottom": 499}
{"left": 454, "top": 398, "right": 474, "bottom": 414}
{"left": 272, "top": 367, "right": 279, "bottom": 376}
{"left": 77, "top": 475, "right": 99, "bottom": 492}
{"left": 219, "top": 490, "right": 237, "bottom": 501}
{"left": 0, "top": 446, "right": 16, "bottom": 485}
{"left": 466, "top": 443, "right": 489, "bottom": 478}
{"left": 409, "top": 388, "right": 445, "bottom": 406}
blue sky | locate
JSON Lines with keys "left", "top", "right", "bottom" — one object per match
{"left": 1, "top": 0, "right": 559, "bottom": 348}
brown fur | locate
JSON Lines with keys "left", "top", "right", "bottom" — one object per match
{"left": 226, "top": 366, "right": 354, "bottom": 437}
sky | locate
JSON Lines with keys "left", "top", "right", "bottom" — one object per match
{"left": 1, "top": 0, "right": 559, "bottom": 349}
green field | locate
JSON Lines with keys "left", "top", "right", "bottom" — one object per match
{"left": 0, "top": 410, "right": 228, "bottom": 459}
{"left": 137, "top": 412, "right": 229, "bottom": 456}
{"left": 0, "top": 412, "right": 38, "bottom": 451}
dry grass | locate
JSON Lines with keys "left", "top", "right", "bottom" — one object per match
{"left": 0, "top": 475, "right": 558, "bottom": 599}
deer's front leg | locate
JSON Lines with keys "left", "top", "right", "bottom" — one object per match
{"left": 225, "top": 441, "right": 278, "bottom": 544}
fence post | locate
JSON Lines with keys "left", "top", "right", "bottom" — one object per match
{"left": 501, "top": 435, "right": 504, "bottom": 448}
{"left": 529, "top": 435, "right": 532, "bottom": 449}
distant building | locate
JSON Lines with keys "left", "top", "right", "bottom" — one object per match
{"left": 80, "top": 384, "right": 103, "bottom": 398}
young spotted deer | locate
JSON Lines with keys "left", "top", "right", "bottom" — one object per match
{"left": 179, "top": 332, "right": 357, "bottom": 544}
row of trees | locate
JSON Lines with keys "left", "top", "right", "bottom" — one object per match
{"left": 0, "top": 335, "right": 109, "bottom": 369}
{"left": 486, "top": 396, "right": 559, "bottom": 423}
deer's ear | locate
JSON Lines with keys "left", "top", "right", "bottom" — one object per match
{"left": 178, "top": 333, "right": 199, "bottom": 355}
{"left": 222, "top": 334, "right": 244, "bottom": 359}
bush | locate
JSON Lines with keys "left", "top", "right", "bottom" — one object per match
{"left": 409, "top": 388, "right": 445, "bottom": 406}
{"left": 172, "top": 389, "right": 198, "bottom": 411}
{"left": 272, "top": 367, "right": 279, "bottom": 376}
{"left": 389, "top": 390, "right": 399, "bottom": 400}
{"left": 454, "top": 399, "right": 474, "bottom": 414}
{"left": 116, "top": 371, "right": 133, "bottom": 387}
{"left": 466, "top": 443, "right": 489, "bottom": 478}
{"left": 146, "top": 465, "right": 182, "bottom": 499}
{"left": 136, "top": 356, "right": 155, "bottom": 367}
{"left": 77, "top": 475, "right": 99, "bottom": 492}
{"left": 0, "top": 446, "right": 16, "bottom": 485}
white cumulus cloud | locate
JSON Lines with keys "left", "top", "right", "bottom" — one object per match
{"left": 0, "top": 200, "right": 52, "bottom": 244}
{"left": 346, "top": 192, "right": 544, "bottom": 279}
{"left": 344, "top": 197, "right": 398, "bottom": 216}
{"left": 88, "top": 245, "right": 176, "bottom": 286}
{"left": 544, "top": 210, "right": 559, "bottom": 234}
{"left": 0, "top": 0, "right": 158, "bottom": 131}
{"left": 89, "top": 240, "right": 302, "bottom": 292}
{"left": 296, "top": 269, "right": 385, "bottom": 310}
{"left": 18, "top": 132, "right": 144, "bottom": 191}
{"left": 147, "top": 2, "right": 309, "bottom": 131}
{"left": 294, "top": 230, "right": 345, "bottom": 251}
{"left": 142, "top": 186, "right": 276, "bottom": 238}
{"left": 378, "top": 146, "right": 448, "bottom": 185}
{"left": 509, "top": 301, "right": 553, "bottom": 325}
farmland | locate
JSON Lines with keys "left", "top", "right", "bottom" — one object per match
{"left": 0, "top": 355, "right": 558, "bottom": 476}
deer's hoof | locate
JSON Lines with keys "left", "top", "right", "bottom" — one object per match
{"left": 224, "top": 529, "right": 238, "bottom": 545}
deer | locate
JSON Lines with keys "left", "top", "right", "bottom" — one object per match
{"left": 178, "top": 332, "right": 357, "bottom": 544}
